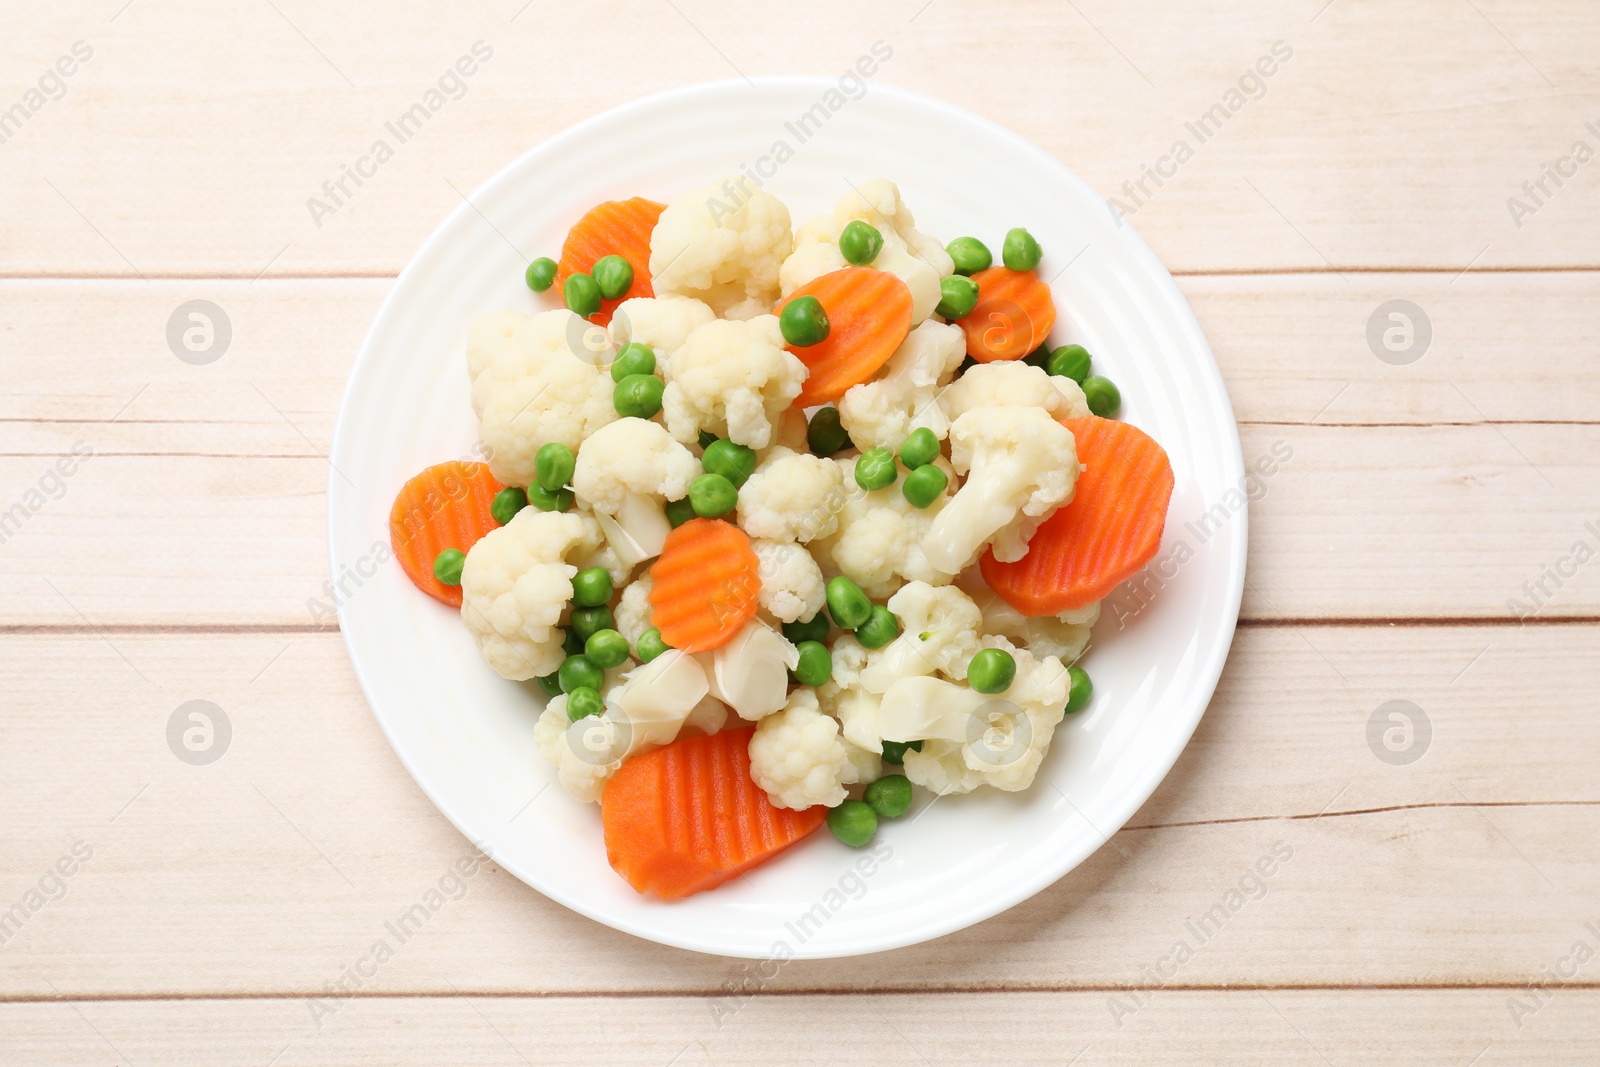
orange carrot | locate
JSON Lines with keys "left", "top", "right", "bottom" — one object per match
{"left": 555, "top": 197, "right": 665, "bottom": 326}
{"left": 389, "top": 461, "right": 504, "bottom": 608}
{"left": 960, "top": 266, "right": 1058, "bottom": 362}
{"left": 603, "top": 726, "right": 827, "bottom": 899}
{"left": 647, "top": 518, "right": 761, "bottom": 653}
{"left": 778, "top": 267, "right": 913, "bottom": 406}
{"left": 980, "top": 416, "right": 1174, "bottom": 615}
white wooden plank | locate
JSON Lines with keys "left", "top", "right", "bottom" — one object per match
{"left": 0, "top": 627, "right": 1594, "bottom": 997}
{"left": 2, "top": 1, "right": 1598, "bottom": 275}
{"left": 4, "top": 989, "right": 1598, "bottom": 1066}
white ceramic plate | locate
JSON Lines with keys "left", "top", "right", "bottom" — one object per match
{"left": 330, "top": 77, "right": 1245, "bottom": 959}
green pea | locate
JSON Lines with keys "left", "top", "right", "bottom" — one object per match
{"left": 701, "top": 439, "right": 758, "bottom": 487}
{"left": 698, "top": 429, "right": 719, "bottom": 450}
{"left": 782, "top": 613, "right": 830, "bottom": 645}
{"left": 1066, "top": 665, "right": 1093, "bottom": 713}
{"left": 584, "top": 628, "right": 631, "bottom": 669}
{"left": 898, "top": 427, "right": 939, "bottom": 469}
{"left": 826, "top": 799, "right": 877, "bottom": 847}
{"left": 968, "top": 648, "right": 1016, "bottom": 694}
{"left": 825, "top": 576, "right": 872, "bottom": 630}
{"left": 945, "top": 236, "right": 991, "bottom": 276}
{"left": 689, "top": 473, "right": 738, "bottom": 518}
{"left": 562, "top": 626, "right": 584, "bottom": 656}
{"left": 636, "top": 627, "right": 670, "bottom": 664}
{"left": 536, "top": 671, "right": 562, "bottom": 697}
{"left": 610, "top": 341, "right": 656, "bottom": 382}
{"left": 935, "top": 275, "right": 979, "bottom": 320}
{"left": 864, "top": 774, "right": 912, "bottom": 819}
{"left": 664, "top": 497, "right": 696, "bottom": 528}
{"left": 490, "top": 486, "right": 527, "bottom": 526}
{"left": 901, "top": 463, "right": 948, "bottom": 509}
{"left": 558, "top": 654, "right": 604, "bottom": 694}
{"left": 1082, "top": 375, "right": 1121, "bottom": 417}
{"left": 806, "top": 406, "right": 852, "bottom": 457}
{"left": 432, "top": 548, "right": 465, "bottom": 586}
{"left": 1046, "top": 344, "right": 1092, "bottom": 384}
{"left": 570, "top": 566, "right": 613, "bottom": 607}
{"left": 792, "top": 640, "right": 832, "bottom": 686}
{"left": 524, "top": 256, "right": 558, "bottom": 292}
{"left": 854, "top": 447, "right": 897, "bottom": 491}
{"left": 1002, "top": 227, "right": 1042, "bottom": 272}
{"left": 564, "top": 272, "right": 602, "bottom": 318}
{"left": 780, "top": 295, "right": 829, "bottom": 347}
{"left": 614, "top": 372, "right": 666, "bottom": 418}
{"left": 565, "top": 685, "right": 603, "bottom": 721}
{"left": 569, "top": 605, "right": 614, "bottom": 642}
{"left": 839, "top": 220, "right": 884, "bottom": 265}
{"left": 591, "top": 255, "right": 634, "bottom": 300}
{"left": 527, "top": 483, "right": 574, "bottom": 512}
{"left": 535, "top": 442, "right": 575, "bottom": 492}
{"left": 879, "top": 739, "right": 923, "bottom": 764}
{"left": 855, "top": 604, "right": 899, "bottom": 650}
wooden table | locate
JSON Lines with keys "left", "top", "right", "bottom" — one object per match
{"left": 5, "top": 1, "right": 1598, "bottom": 1062}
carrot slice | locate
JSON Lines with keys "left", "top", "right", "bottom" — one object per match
{"left": 603, "top": 726, "right": 827, "bottom": 899}
{"left": 960, "top": 266, "right": 1058, "bottom": 362}
{"left": 555, "top": 197, "right": 665, "bottom": 326}
{"left": 778, "top": 267, "right": 913, "bottom": 406}
{"left": 389, "top": 461, "right": 504, "bottom": 608}
{"left": 648, "top": 518, "right": 761, "bottom": 653}
{"left": 980, "top": 416, "right": 1174, "bottom": 615}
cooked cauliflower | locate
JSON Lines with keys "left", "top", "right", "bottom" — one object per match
{"left": 816, "top": 634, "right": 883, "bottom": 752}
{"left": 699, "top": 620, "right": 799, "bottom": 721}
{"left": 650, "top": 178, "right": 793, "bottom": 319}
{"left": 738, "top": 446, "right": 846, "bottom": 542}
{"left": 466, "top": 309, "right": 617, "bottom": 487}
{"left": 681, "top": 695, "right": 729, "bottom": 738}
{"left": 459, "top": 509, "right": 601, "bottom": 680}
{"left": 613, "top": 573, "right": 654, "bottom": 647}
{"left": 572, "top": 418, "right": 698, "bottom": 565}
{"left": 534, "top": 695, "right": 623, "bottom": 802}
{"left": 836, "top": 320, "right": 966, "bottom": 452}
{"left": 812, "top": 453, "right": 958, "bottom": 599}
{"left": 773, "top": 406, "right": 811, "bottom": 453}
{"left": 940, "top": 361, "right": 1087, "bottom": 422}
{"left": 780, "top": 179, "right": 954, "bottom": 324}
{"left": 751, "top": 540, "right": 827, "bottom": 623}
{"left": 922, "top": 407, "right": 1079, "bottom": 572}
{"left": 748, "top": 689, "right": 850, "bottom": 810}
{"left": 662, "top": 316, "right": 808, "bottom": 449}
{"left": 609, "top": 295, "right": 715, "bottom": 366}
{"left": 893, "top": 637, "right": 1071, "bottom": 794}
{"left": 956, "top": 569, "right": 1097, "bottom": 664}
{"left": 859, "top": 581, "right": 985, "bottom": 692}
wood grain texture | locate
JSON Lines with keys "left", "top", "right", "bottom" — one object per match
{"left": 1, "top": 627, "right": 1594, "bottom": 998}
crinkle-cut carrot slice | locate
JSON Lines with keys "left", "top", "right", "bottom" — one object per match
{"left": 980, "top": 416, "right": 1173, "bottom": 614}
{"left": 778, "top": 267, "right": 913, "bottom": 406}
{"left": 602, "top": 726, "right": 827, "bottom": 900}
{"left": 960, "top": 266, "right": 1058, "bottom": 362}
{"left": 647, "top": 518, "right": 761, "bottom": 653}
{"left": 389, "top": 461, "right": 504, "bottom": 608}
{"left": 555, "top": 197, "right": 665, "bottom": 326}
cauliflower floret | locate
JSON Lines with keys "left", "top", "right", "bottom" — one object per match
{"left": 773, "top": 406, "right": 811, "bottom": 453}
{"left": 680, "top": 695, "right": 729, "bottom": 738}
{"left": 613, "top": 574, "right": 654, "bottom": 647}
{"left": 572, "top": 418, "right": 698, "bottom": 566}
{"left": 662, "top": 317, "right": 808, "bottom": 449}
{"left": 650, "top": 178, "right": 793, "bottom": 319}
{"left": 738, "top": 446, "right": 846, "bottom": 542}
{"left": 751, "top": 540, "right": 827, "bottom": 623}
{"left": 840, "top": 739, "right": 883, "bottom": 786}
{"left": 460, "top": 509, "right": 601, "bottom": 680}
{"left": 859, "top": 581, "right": 985, "bottom": 692}
{"left": 572, "top": 533, "right": 631, "bottom": 588}
{"left": 836, "top": 320, "right": 966, "bottom": 452}
{"left": 941, "top": 361, "right": 1082, "bottom": 422}
{"left": 922, "top": 407, "right": 1079, "bottom": 572}
{"left": 534, "top": 696, "right": 622, "bottom": 803}
{"left": 749, "top": 689, "right": 851, "bottom": 810}
{"left": 466, "top": 309, "right": 617, "bottom": 487}
{"left": 955, "top": 569, "right": 1097, "bottom": 664}
{"left": 609, "top": 295, "right": 715, "bottom": 367}
{"left": 780, "top": 179, "right": 954, "bottom": 324}
{"left": 891, "top": 637, "right": 1071, "bottom": 794}
{"left": 817, "top": 634, "right": 884, "bottom": 752}
{"left": 698, "top": 620, "right": 800, "bottom": 721}
{"left": 812, "top": 453, "right": 958, "bottom": 599}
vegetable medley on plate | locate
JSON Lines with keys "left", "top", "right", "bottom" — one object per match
{"left": 388, "top": 178, "right": 1175, "bottom": 900}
